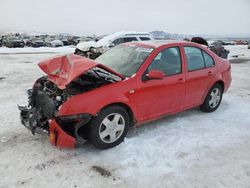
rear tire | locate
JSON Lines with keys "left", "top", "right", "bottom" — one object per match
{"left": 200, "top": 83, "right": 223, "bottom": 112}
{"left": 90, "top": 105, "right": 130, "bottom": 149}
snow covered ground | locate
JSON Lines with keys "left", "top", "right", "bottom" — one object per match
{"left": 0, "top": 46, "right": 75, "bottom": 54}
{"left": 225, "top": 45, "right": 250, "bottom": 60}
{"left": 0, "top": 45, "right": 250, "bottom": 188}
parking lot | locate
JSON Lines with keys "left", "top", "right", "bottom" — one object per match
{"left": 0, "top": 45, "right": 250, "bottom": 188}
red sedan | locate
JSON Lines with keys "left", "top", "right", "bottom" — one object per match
{"left": 19, "top": 41, "right": 232, "bottom": 149}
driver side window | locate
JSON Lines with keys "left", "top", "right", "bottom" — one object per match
{"left": 148, "top": 47, "right": 182, "bottom": 76}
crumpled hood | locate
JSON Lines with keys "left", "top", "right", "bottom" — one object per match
{"left": 38, "top": 54, "right": 124, "bottom": 89}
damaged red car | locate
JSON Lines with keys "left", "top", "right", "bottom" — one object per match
{"left": 19, "top": 41, "right": 231, "bottom": 149}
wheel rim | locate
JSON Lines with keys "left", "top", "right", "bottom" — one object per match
{"left": 209, "top": 88, "right": 221, "bottom": 108}
{"left": 99, "top": 113, "right": 125, "bottom": 143}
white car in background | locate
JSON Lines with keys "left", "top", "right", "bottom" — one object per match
{"left": 75, "top": 31, "right": 153, "bottom": 57}
{"left": 96, "top": 31, "right": 153, "bottom": 48}
{"left": 45, "top": 38, "right": 64, "bottom": 47}
{"left": 50, "top": 39, "right": 64, "bottom": 47}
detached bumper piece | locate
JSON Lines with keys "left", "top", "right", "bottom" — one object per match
{"left": 18, "top": 105, "right": 49, "bottom": 135}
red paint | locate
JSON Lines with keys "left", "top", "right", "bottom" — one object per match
{"left": 49, "top": 119, "right": 76, "bottom": 148}
{"left": 38, "top": 54, "right": 124, "bottom": 89}
{"left": 41, "top": 41, "right": 231, "bottom": 148}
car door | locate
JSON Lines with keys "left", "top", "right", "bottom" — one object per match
{"left": 183, "top": 46, "right": 216, "bottom": 108}
{"left": 135, "top": 46, "right": 185, "bottom": 122}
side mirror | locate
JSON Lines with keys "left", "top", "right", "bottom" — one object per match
{"left": 145, "top": 70, "right": 165, "bottom": 80}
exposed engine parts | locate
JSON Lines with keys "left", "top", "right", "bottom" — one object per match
{"left": 18, "top": 67, "right": 119, "bottom": 141}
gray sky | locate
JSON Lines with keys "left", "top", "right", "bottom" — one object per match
{"left": 1, "top": 0, "right": 250, "bottom": 36}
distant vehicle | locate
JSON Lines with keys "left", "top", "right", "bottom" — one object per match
{"left": 75, "top": 31, "right": 153, "bottom": 58}
{"left": 20, "top": 35, "right": 31, "bottom": 45}
{"left": 2, "top": 36, "right": 24, "bottom": 48}
{"left": 0, "top": 36, "right": 2, "bottom": 47}
{"left": 44, "top": 38, "right": 54, "bottom": 47}
{"left": 191, "top": 37, "right": 209, "bottom": 46}
{"left": 74, "top": 36, "right": 95, "bottom": 46}
{"left": 248, "top": 43, "right": 250, "bottom": 49}
{"left": 45, "top": 39, "right": 64, "bottom": 47}
{"left": 26, "top": 39, "right": 45, "bottom": 48}
{"left": 61, "top": 39, "right": 70, "bottom": 46}
{"left": 19, "top": 41, "right": 231, "bottom": 149}
{"left": 191, "top": 38, "right": 229, "bottom": 59}
{"left": 235, "top": 40, "right": 248, "bottom": 45}
{"left": 222, "top": 40, "right": 236, "bottom": 45}
{"left": 74, "top": 41, "right": 103, "bottom": 59}
{"left": 209, "top": 41, "right": 229, "bottom": 59}
{"left": 51, "top": 40, "right": 64, "bottom": 47}
{"left": 96, "top": 31, "right": 153, "bottom": 48}
{"left": 67, "top": 36, "right": 81, "bottom": 45}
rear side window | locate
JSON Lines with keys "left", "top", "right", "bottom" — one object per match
{"left": 184, "top": 47, "right": 205, "bottom": 71}
{"left": 112, "top": 37, "right": 138, "bottom": 45}
{"left": 202, "top": 51, "right": 214, "bottom": 67}
{"left": 123, "top": 37, "right": 138, "bottom": 43}
{"left": 112, "top": 38, "right": 124, "bottom": 45}
{"left": 139, "top": 37, "right": 151, "bottom": 41}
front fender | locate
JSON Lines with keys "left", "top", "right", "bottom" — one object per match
{"left": 58, "top": 83, "right": 137, "bottom": 118}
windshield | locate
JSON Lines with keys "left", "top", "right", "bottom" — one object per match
{"left": 96, "top": 45, "right": 153, "bottom": 77}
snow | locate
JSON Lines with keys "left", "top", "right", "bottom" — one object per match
{"left": 225, "top": 45, "right": 250, "bottom": 60}
{"left": 0, "top": 46, "right": 75, "bottom": 54}
{"left": 0, "top": 46, "right": 250, "bottom": 188}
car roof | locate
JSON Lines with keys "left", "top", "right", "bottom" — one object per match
{"left": 127, "top": 40, "right": 198, "bottom": 49}
{"left": 97, "top": 31, "right": 151, "bottom": 47}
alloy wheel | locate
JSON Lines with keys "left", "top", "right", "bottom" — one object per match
{"left": 99, "top": 113, "right": 125, "bottom": 143}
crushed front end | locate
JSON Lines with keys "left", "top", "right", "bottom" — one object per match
{"left": 18, "top": 54, "right": 123, "bottom": 149}
{"left": 18, "top": 76, "right": 92, "bottom": 148}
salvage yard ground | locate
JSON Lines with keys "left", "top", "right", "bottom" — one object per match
{"left": 0, "top": 45, "right": 250, "bottom": 188}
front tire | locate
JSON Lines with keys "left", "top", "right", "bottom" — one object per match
{"left": 200, "top": 83, "right": 223, "bottom": 112}
{"left": 90, "top": 105, "right": 130, "bottom": 149}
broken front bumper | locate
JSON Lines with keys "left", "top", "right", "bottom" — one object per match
{"left": 18, "top": 105, "right": 49, "bottom": 135}
{"left": 49, "top": 119, "right": 76, "bottom": 148}
{"left": 18, "top": 105, "right": 91, "bottom": 149}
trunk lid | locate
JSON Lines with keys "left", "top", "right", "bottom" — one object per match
{"left": 38, "top": 54, "right": 125, "bottom": 89}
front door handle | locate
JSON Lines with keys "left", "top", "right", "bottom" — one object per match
{"left": 208, "top": 71, "right": 213, "bottom": 76}
{"left": 177, "top": 78, "right": 184, "bottom": 83}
